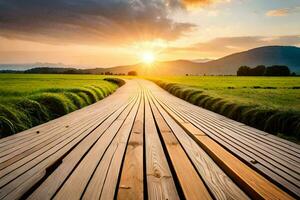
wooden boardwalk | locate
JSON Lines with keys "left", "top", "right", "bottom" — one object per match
{"left": 0, "top": 79, "right": 299, "bottom": 200}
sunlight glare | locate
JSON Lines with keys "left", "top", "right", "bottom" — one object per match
{"left": 142, "top": 52, "right": 155, "bottom": 64}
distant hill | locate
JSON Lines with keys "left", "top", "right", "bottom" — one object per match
{"left": 198, "top": 46, "right": 300, "bottom": 75}
{"left": 0, "top": 63, "right": 75, "bottom": 70}
{"left": 1, "top": 46, "right": 299, "bottom": 75}
{"left": 100, "top": 46, "right": 300, "bottom": 75}
{"left": 192, "top": 58, "right": 214, "bottom": 63}
{"left": 123, "top": 46, "right": 300, "bottom": 75}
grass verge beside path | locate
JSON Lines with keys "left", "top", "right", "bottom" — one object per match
{"left": 0, "top": 74, "right": 124, "bottom": 138}
{"left": 150, "top": 76, "right": 300, "bottom": 143}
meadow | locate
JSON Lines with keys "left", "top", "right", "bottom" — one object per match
{"left": 1, "top": 74, "right": 300, "bottom": 142}
{"left": 150, "top": 76, "right": 300, "bottom": 142}
{"left": 0, "top": 74, "right": 122, "bottom": 137}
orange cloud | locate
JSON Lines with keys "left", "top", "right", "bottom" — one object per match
{"left": 266, "top": 9, "right": 289, "bottom": 17}
{"left": 181, "top": 0, "right": 231, "bottom": 7}
{"left": 266, "top": 7, "right": 300, "bottom": 17}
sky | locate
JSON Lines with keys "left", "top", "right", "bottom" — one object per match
{"left": 0, "top": 0, "right": 300, "bottom": 67}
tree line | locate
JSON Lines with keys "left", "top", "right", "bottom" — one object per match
{"left": 0, "top": 67, "right": 138, "bottom": 76}
{"left": 237, "top": 65, "right": 296, "bottom": 76}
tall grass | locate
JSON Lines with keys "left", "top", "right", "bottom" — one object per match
{"left": 0, "top": 76, "right": 123, "bottom": 137}
{"left": 103, "top": 78, "right": 126, "bottom": 86}
{"left": 152, "top": 79, "right": 300, "bottom": 141}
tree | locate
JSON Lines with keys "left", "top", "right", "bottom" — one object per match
{"left": 104, "top": 71, "right": 112, "bottom": 75}
{"left": 251, "top": 65, "right": 266, "bottom": 76}
{"left": 237, "top": 65, "right": 292, "bottom": 76}
{"left": 128, "top": 71, "right": 137, "bottom": 76}
{"left": 264, "top": 65, "right": 290, "bottom": 76}
{"left": 237, "top": 66, "right": 251, "bottom": 76}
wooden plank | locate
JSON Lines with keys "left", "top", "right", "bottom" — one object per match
{"left": 171, "top": 104, "right": 300, "bottom": 174}
{"left": 81, "top": 141, "right": 118, "bottom": 200}
{"left": 144, "top": 92, "right": 179, "bottom": 200}
{"left": 0, "top": 93, "right": 134, "bottom": 153}
{"left": 266, "top": 134, "right": 300, "bottom": 150}
{"left": 148, "top": 94, "right": 212, "bottom": 200}
{"left": 1, "top": 79, "right": 298, "bottom": 199}
{"left": 0, "top": 82, "right": 132, "bottom": 148}
{"left": 0, "top": 123, "right": 64, "bottom": 150}
{"left": 160, "top": 101, "right": 294, "bottom": 200}
{"left": 166, "top": 104, "right": 300, "bottom": 197}
{"left": 1, "top": 170, "right": 46, "bottom": 200}
{"left": 0, "top": 94, "right": 127, "bottom": 158}
{"left": 157, "top": 95, "right": 300, "bottom": 173}
{"left": 117, "top": 92, "right": 144, "bottom": 200}
{"left": 27, "top": 95, "right": 138, "bottom": 200}
{"left": 0, "top": 93, "right": 137, "bottom": 199}
{"left": 0, "top": 90, "right": 131, "bottom": 152}
{"left": 99, "top": 96, "right": 141, "bottom": 200}
{"left": 166, "top": 103, "right": 300, "bottom": 183}
{"left": 0, "top": 101, "right": 114, "bottom": 156}
{"left": 156, "top": 87, "right": 300, "bottom": 155}
{"left": 0, "top": 124, "right": 95, "bottom": 199}
{"left": 5, "top": 81, "right": 137, "bottom": 198}
{"left": 0, "top": 109, "right": 111, "bottom": 182}
{"left": 52, "top": 96, "right": 139, "bottom": 200}
{"left": 0, "top": 108, "right": 111, "bottom": 169}
{"left": 138, "top": 81, "right": 300, "bottom": 197}
{"left": 0, "top": 119, "right": 64, "bottom": 147}
{"left": 160, "top": 98, "right": 300, "bottom": 196}
{"left": 82, "top": 93, "right": 142, "bottom": 200}
{"left": 0, "top": 80, "right": 134, "bottom": 198}
{"left": 166, "top": 97, "right": 300, "bottom": 155}
{"left": 186, "top": 117, "right": 300, "bottom": 197}
{"left": 0, "top": 94, "right": 135, "bottom": 178}
{"left": 180, "top": 105, "right": 300, "bottom": 160}
{"left": 149, "top": 91, "right": 250, "bottom": 200}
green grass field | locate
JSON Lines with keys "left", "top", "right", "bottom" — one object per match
{"left": 0, "top": 74, "right": 120, "bottom": 137}
{"left": 150, "top": 76, "right": 300, "bottom": 142}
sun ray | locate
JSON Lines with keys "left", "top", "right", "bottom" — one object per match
{"left": 141, "top": 52, "right": 155, "bottom": 64}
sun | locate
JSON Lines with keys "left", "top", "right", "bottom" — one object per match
{"left": 141, "top": 52, "right": 155, "bottom": 64}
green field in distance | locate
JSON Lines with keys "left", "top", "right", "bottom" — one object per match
{"left": 149, "top": 76, "right": 300, "bottom": 142}
{"left": 150, "top": 76, "right": 300, "bottom": 111}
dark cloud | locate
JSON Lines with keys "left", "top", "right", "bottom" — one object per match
{"left": 0, "top": 0, "right": 195, "bottom": 44}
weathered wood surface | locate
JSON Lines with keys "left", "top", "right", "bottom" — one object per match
{"left": 0, "top": 79, "right": 298, "bottom": 200}
{"left": 150, "top": 86, "right": 300, "bottom": 197}
{"left": 117, "top": 90, "right": 144, "bottom": 200}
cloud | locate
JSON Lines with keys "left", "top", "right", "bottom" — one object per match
{"left": 0, "top": 0, "right": 195, "bottom": 45}
{"left": 180, "top": 0, "right": 231, "bottom": 8}
{"left": 168, "top": 35, "right": 300, "bottom": 57}
{"left": 266, "top": 6, "right": 300, "bottom": 17}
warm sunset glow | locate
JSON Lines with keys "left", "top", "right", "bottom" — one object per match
{"left": 0, "top": 0, "right": 299, "bottom": 67}
{"left": 142, "top": 52, "right": 155, "bottom": 64}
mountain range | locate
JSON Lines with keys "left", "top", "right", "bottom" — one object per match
{"left": 1, "top": 46, "right": 299, "bottom": 75}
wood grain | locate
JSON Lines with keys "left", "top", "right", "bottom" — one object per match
{"left": 28, "top": 97, "right": 136, "bottom": 200}
{"left": 149, "top": 91, "right": 249, "bottom": 200}
{"left": 148, "top": 93, "right": 212, "bottom": 200}
{"left": 144, "top": 92, "right": 179, "bottom": 200}
{"left": 117, "top": 92, "right": 144, "bottom": 200}
{"left": 53, "top": 99, "right": 138, "bottom": 199}
{"left": 161, "top": 100, "right": 294, "bottom": 200}
{"left": 0, "top": 79, "right": 298, "bottom": 200}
